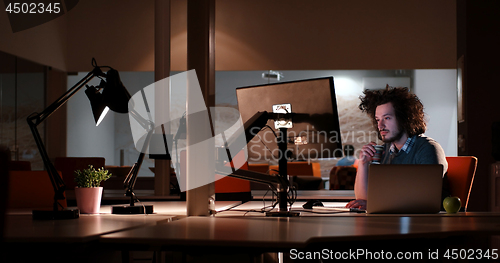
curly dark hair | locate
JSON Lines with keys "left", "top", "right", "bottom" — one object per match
{"left": 358, "top": 85, "right": 426, "bottom": 137}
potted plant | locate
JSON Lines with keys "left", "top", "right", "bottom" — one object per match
{"left": 74, "top": 165, "right": 111, "bottom": 214}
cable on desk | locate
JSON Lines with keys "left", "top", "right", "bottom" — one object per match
{"left": 262, "top": 186, "right": 278, "bottom": 211}
{"left": 213, "top": 170, "right": 299, "bottom": 216}
{"left": 291, "top": 209, "right": 353, "bottom": 214}
{"left": 134, "top": 197, "right": 149, "bottom": 215}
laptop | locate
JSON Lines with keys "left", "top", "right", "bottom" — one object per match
{"left": 366, "top": 164, "right": 443, "bottom": 214}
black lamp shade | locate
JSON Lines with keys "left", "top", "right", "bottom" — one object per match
{"left": 85, "top": 69, "right": 131, "bottom": 126}
{"left": 85, "top": 84, "right": 109, "bottom": 126}
{"left": 102, "top": 69, "right": 131, "bottom": 113}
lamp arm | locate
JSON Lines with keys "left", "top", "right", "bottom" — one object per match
{"left": 26, "top": 66, "right": 104, "bottom": 205}
{"left": 29, "top": 67, "right": 103, "bottom": 126}
{"left": 128, "top": 108, "right": 151, "bottom": 129}
{"left": 123, "top": 128, "right": 153, "bottom": 205}
{"left": 122, "top": 91, "right": 155, "bottom": 205}
{"left": 27, "top": 118, "right": 65, "bottom": 205}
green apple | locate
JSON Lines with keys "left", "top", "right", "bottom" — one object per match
{"left": 443, "top": 196, "right": 462, "bottom": 213}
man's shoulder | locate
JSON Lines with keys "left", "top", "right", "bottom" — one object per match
{"left": 412, "top": 135, "right": 448, "bottom": 174}
{"left": 414, "top": 134, "right": 440, "bottom": 146}
{"left": 413, "top": 134, "right": 445, "bottom": 153}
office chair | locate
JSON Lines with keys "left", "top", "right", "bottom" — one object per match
{"left": 329, "top": 166, "right": 357, "bottom": 190}
{"left": 445, "top": 156, "right": 477, "bottom": 212}
{"left": 269, "top": 162, "right": 323, "bottom": 190}
{"left": 177, "top": 150, "right": 252, "bottom": 201}
{"left": 8, "top": 171, "right": 67, "bottom": 209}
{"left": 247, "top": 163, "right": 271, "bottom": 190}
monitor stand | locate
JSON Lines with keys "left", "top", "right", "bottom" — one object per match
{"left": 265, "top": 127, "right": 300, "bottom": 217}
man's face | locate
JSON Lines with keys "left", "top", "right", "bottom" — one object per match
{"left": 375, "top": 102, "right": 404, "bottom": 143}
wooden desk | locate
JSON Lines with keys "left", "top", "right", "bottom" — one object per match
{"left": 4, "top": 213, "right": 174, "bottom": 244}
{"left": 2, "top": 201, "right": 240, "bottom": 262}
{"left": 100, "top": 202, "right": 500, "bottom": 261}
{"left": 101, "top": 213, "right": 500, "bottom": 248}
{"left": 4, "top": 200, "right": 241, "bottom": 243}
{"left": 2, "top": 213, "right": 174, "bottom": 262}
{"left": 7, "top": 201, "right": 500, "bottom": 262}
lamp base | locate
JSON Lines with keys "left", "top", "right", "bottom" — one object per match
{"left": 112, "top": 205, "right": 154, "bottom": 214}
{"left": 32, "top": 208, "right": 80, "bottom": 220}
{"left": 265, "top": 211, "right": 301, "bottom": 217}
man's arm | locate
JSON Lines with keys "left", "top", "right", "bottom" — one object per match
{"left": 354, "top": 161, "right": 369, "bottom": 200}
{"left": 346, "top": 142, "right": 377, "bottom": 209}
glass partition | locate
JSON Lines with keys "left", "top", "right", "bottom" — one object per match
{"left": 0, "top": 51, "right": 46, "bottom": 170}
{"left": 65, "top": 69, "right": 457, "bottom": 192}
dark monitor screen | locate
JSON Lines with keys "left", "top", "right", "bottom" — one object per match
{"left": 236, "top": 77, "right": 342, "bottom": 163}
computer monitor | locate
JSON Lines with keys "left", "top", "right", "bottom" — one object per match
{"left": 236, "top": 76, "right": 343, "bottom": 164}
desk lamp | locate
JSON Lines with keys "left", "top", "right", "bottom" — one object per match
{"left": 27, "top": 58, "right": 130, "bottom": 220}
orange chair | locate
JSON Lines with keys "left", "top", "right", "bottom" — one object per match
{"left": 311, "top": 163, "right": 322, "bottom": 178}
{"left": 248, "top": 163, "right": 270, "bottom": 190}
{"left": 215, "top": 162, "right": 252, "bottom": 201}
{"left": 248, "top": 163, "right": 270, "bottom": 174}
{"left": 179, "top": 150, "right": 252, "bottom": 201}
{"left": 269, "top": 162, "right": 323, "bottom": 190}
{"left": 269, "top": 162, "right": 319, "bottom": 177}
{"left": 8, "top": 171, "right": 67, "bottom": 209}
{"left": 445, "top": 156, "right": 477, "bottom": 211}
{"left": 214, "top": 150, "right": 251, "bottom": 201}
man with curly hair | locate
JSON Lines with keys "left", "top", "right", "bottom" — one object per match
{"left": 346, "top": 86, "right": 448, "bottom": 210}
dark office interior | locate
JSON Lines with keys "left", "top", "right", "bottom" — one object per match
{"left": 2, "top": 0, "right": 500, "bottom": 262}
